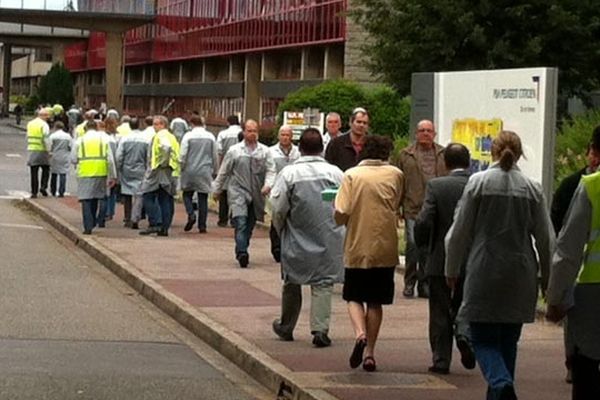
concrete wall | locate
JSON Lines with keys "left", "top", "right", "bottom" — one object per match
{"left": 11, "top": 53, "right": 52, "bottom": 79}
{"left": 343, "top": 0, "right": 379, "bottom": 85}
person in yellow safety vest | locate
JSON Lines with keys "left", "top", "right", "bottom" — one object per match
{"left": 139, "top": 115, "right": 180, "bottom": 237}
{"left": 116, "top": 115, "right": 132, "bottom": 140}
{"left": 547, "top": 124, "right": 600, "bottom": 399}
{"left": 26, "top": 108, "right": 51, "bottom": 198}
{"left": 71, "top": 119, "right": 117, "bottom": 235}
{"left": 75, "top": 109, "right": 98, "bottom": 138}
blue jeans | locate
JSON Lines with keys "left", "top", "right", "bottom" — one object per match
{"left": 183, "top": 191, "right": 208, "bottom": 230}
{"left": 232, "top": 204, "right": 256, "bottom": 257}
{"left": 470, "top": 322, "right": 522, "bottom": 399}
{"left": 143, "top": 188, "right": 174, "bottom": 231}
{"left": 50, "top": 173, "right": 66, "bottom": 196}
{"left": 97, "top": 198, "right": 106, "bottom": 227}
{"left": 81, "top": 198, "right": 99, "bottom": 233}
{"left": 105, "top": 191, "right": 117, "bottom": 218}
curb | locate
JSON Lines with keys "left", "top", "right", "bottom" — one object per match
{"left": 21, "top": 198, "right": 334, "bottom": 400}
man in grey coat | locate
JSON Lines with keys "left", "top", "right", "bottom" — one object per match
{"left": 48, "top": 121, "right": 72, "bottom": 197}
{"left": 180, "top": 115, "right": 218, "bottom": 233}
{"left": 116, "top": 118, "right": 151, "bottom": 229}
{"left": 415, "top": 143, "right": 475, "bottom": 374}
{"left": 270, "top": 128, "right": 344, "bottom": 347}
{"left": 212, "top": 119, "right": 276, "bottom": 268}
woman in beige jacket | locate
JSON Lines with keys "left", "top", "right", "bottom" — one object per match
{"left": 334, "top": 135, "right": 404, "bottom": 372}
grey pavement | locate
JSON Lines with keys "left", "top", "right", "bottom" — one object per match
{"left": 2, "top": 118, "right": 570, "bottom": 399}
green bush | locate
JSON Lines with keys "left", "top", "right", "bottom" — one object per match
{"left": 276, "top": 79, "right": 410, "bottom": 139}
{"left": 24, "top": 95, "right": 40, "bottom": 113}
{"left": 554, "top": 109, "right": 600, "bottom": 188}
{"left": 37, "top": 63, "right": 74, "bottom": 108}
{"left": 9, "top": 95, "right": 27, "bottom": 106}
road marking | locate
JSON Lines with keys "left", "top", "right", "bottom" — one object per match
{"left": 4, "top": 190, "right": 31, "bottom": 199}
{"left": 5, "top": 153, "right": 22, "bottom": 158}
{"left": 0, "top": 222, "right": 44, "bottom": 230}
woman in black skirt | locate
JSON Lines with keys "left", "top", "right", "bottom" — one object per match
{"left": 334, "top": 135, "right": 404, "bottom": 372}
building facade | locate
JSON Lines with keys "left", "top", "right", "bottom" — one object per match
{"left": 64, "top": 0, "right": 374, "bottom": 126}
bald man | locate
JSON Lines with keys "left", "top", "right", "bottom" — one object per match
{"left": 397, "top": 120, "right": 446, "bottom": 299}
{"left": 26, "top": 108, "right": 51, "bottom": 197}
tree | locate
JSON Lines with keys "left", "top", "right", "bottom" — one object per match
{"left": 37, "top": 63, "right": 74, "bottom": 107}
{"left": 351, "top": 0, "right": 600, "bottom": 101}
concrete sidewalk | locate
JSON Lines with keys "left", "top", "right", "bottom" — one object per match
{"left": 23, "top": 196, "right": 570, "bottom": 400}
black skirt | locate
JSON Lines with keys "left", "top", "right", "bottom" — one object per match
{"left": 342, "top": 267, "right": 396, "bottom": 305}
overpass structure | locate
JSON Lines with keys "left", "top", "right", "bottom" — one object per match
{"left": 0, "top": 7, "right": 153, "bottom": 115}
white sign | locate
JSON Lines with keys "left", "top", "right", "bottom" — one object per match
{"left": 283, "top": 111, "right": 325, "bottom": 141}
{"left": 433, "top": 67, "right": 558, "bottom": 193}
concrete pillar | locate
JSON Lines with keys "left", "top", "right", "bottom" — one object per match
{"left": 243, "top": 53, "right": 261, "bottom": 122}
{"left": 324, "top": 46, "right": 344, "bottom": 79}
{"left": 52, "top": 43, "right": 65, "bottom": 64}
{"left": 2, "top": 44, "right": 12, "bottom": 117}
{"left": 105, "top": 32, "right": 124, "bottom": 111}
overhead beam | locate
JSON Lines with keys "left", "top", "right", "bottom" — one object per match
{"left": 0, "top": 8, "right": 154, "bottom": 33}
{"left": 0, "top": 32, "right": 89, "bottom": 48}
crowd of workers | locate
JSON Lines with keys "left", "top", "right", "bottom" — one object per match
{"left": 23, "top": 104, "right": 599, "bottom": 400}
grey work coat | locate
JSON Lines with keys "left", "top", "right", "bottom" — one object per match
{"left": 140, "top": 131, "right": 178, "bottom": 196}
{"left": 116, "top": 129, "right": 151, "bottom": 195}
{"left": 48, "top": 129, "right": 73, "bottom": 174}
{"left": 270, "top": 156, "right": 345, "bottom": 285}
{"left": 212, "top": 141, "right": 276, "bottom": 222}
{"left": 71, "top": 130, "right": 117, "bottom": 200}
{"left": 27, "top": 117, "right": 51, "bottom": 166}
{"left": 269, "top": 143, "right": 300, "bottom": 174}
{"left": 179, "top": 127, "right": 218, "bottom": 193}
{"left": 445, "top": 163, "right": 554, "bottom": 324}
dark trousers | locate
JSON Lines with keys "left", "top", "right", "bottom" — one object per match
{"left": 218, "top": 190, "right": 229, "bottom": 225}
{"left": 428, "top": 276, "right": 469, "bottom": 369}
{"left": 232, "top": 204, "right": 256, "bottom": 257}
{"left": 144, "top": 188, "right": 174, "bottom": 232}
{"left": 404, "top": 218, "right": 428, "bottom": 291}
{"left": 183, "top": 191, "right": 208, "bottom": 230}
{"left": 80, "top": 198, "right": 99, "bottom": 233}
{"left": 30, "top": 165, "right": 49, "bottom": 195}
{"left": 122, "top": 194, "right": 132, "bottom": 223}
{"left": 50, "top": 173, "right": 66, "bottom": 196}
{"left": 572, "top": 348, "right": 600, "bottom": 400}
{"left": 269, "top": 223, "right": 281, "bottom": 262}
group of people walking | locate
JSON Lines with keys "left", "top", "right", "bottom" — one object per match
{"left": 25, "top": 105, "right": 598, "bottom": 400}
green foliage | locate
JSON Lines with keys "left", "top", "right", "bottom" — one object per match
{"left": 554, "top": 109, "right": 600, "bottom": 187}
{"left": 276, "top": 79, "right": 410, "bottom": 139}
{"left": 24, "top": 95, "right": 40, "bottom": 113}
{"left": 37, "top": 63, "right": 74, "bottom": 108}
{"left": 351, "top": 0, "right": 600, "bottom": 100}
{"left": 9, "top": 95, "right": 26, "bottom": 105}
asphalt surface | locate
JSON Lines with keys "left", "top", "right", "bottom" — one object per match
{"left": 0, "top": 119, "right": 268, "bottom": 399}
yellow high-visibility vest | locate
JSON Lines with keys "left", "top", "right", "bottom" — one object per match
{"left": 76, "top": 121, "right": 87, "bottom": 138}
{"left": 27, "top": 118, "right": 47, "bottom": 152}
{"left": 77, "top": 133, "right": 108, "bottom": 178}
{"left": 150, "top": 129, "right": 180, "bottom": 177}
{"left": 579, "top": 172, "right": 600, "bottom": 283}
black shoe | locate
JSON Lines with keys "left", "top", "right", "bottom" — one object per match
{"left": 139, "top": 226, "right": 160, "bottom": 235}
{"left": 184, "top": 215, "right": 196, "bottom": 232}
{"left": 272, "top": 319, "right": 293, "bottom": 341}
{"left": 499, "top": 385, "right": 517, "bottom": 400}
{"left": 131, "top": 222, "right": 139, "bottom": 230}
{"left": 83, "top": 229, "right": 92, "bottom": 235}
{"left": 237, "top": 253, "right": 249, "bottom": 268}
{"left": 58, "top": 194, "right": 64, "bottom": 198}
{"left": 428, "top": 365, "right": 450, "bottom": 375}
{"left": 217, "top": 221, "right": 227, "bottom": 227}
{"left": 198, "top": 228, "right": 207, "bottom": 234}
{"left": 403, "top": 285, "right": 415, "bottom": 298}
{"left": 40, "top": 189, "right": 48, "bottom": 197}
{"left": 273, "top": 251, "right": 281, "bottom": 263}
{"left": 312, "top": 332, "right": 331, "bottom": 348}
{"left": 456, "top": 337, "right": 476, "bottom": 370}
{"left": 417, "top": 283, "right": 430, "bottom": 298}
{"left": 349, "top": 337, "right": 367, "bottom": 368}
{"left": 157, "top": 229, "right": 168, "bottom": 237}
{"left": 97, "top": 222, "right": 105, "bottom": 228}
{"left": 30, "top": 193, "right": 37, "bottom": 199}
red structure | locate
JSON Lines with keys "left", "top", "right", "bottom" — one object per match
{"left": 65, "top": 0, "right": 346, "bottom": 72}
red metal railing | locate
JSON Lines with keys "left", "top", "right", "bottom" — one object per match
{"left": 65, "top": 0, "right": 346, "bottom": 71}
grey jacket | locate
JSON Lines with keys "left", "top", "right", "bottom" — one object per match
{"left": 547, "top": 181, "right": 600, "bottom": 360}
{"left": 445, "top": 163, "right": 554, "bottom": 323}
{"left": 269, "top": 143, "right": 300, "bottom": 174}
{"left": 48, "top": 130, "right": 73, "bottom": 174}
{"left": 180, "top": 127, "right": 218, "bottom": 193}
{"left": 415, "top": 169, "right": 470, "bottom": 277}
{"left": 212, "top": 141, "right": 276, "bottom": 221}
{"left": 116, "top": 129, "right": 151, "bottom": 195}
{"left": 270, "top": 156, "right": 345, "bottom": 285}
{"left": 71, "top": 130, "right": 117, "bottom": 200}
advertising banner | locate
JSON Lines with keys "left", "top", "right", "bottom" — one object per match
{"left": 283, "top": 110, "right": 324, "bottom": 141}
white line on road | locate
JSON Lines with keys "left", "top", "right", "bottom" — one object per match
{"left": 5, "top": 153, "right": 22, "bottom": 158}
{"left": 0, "top": 222, "right": 44, "bottom": 230}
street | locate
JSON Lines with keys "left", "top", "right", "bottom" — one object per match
{"left": 0, "top": 121, "right": 269, "bottom": 399}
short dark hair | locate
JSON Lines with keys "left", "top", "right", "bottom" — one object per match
{"left": 227, "top": 115, "right": 239, "bottom": 125}
{"left": 444, "top": 143, "right": 471, "bottom": 170}
{"left": 190, "top": 115, "right": 204, "bottom": 127}
{"left": 85, "top": 119, "right": 97, "bottom": 131}
{"left": 144, "top": 115, "right": 154, "bottom": 127}
{"left": 358, "top": 135, "right": 392, "bottom": 161}
{"left": 53, "top": 121, "right": 65, "bottom": 130}
{"left": 129, "top": 117, "right": 140, "bottom": 130}
{"left": 350, "top": 107, "right": 368, "bottom": 123}
{"left": 592, "top": 125, "right": 600, "bottom": 153}
{"left": 299, "top": 127, "right": 323, "bottom": 155}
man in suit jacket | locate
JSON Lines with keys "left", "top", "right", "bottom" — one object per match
{"left": 415, "top": 143, "right": 475, "bottom": 375}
